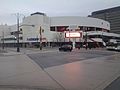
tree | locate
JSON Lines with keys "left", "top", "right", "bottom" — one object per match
{"left": 53, "top": 32, "right": 64, "bottom": 42}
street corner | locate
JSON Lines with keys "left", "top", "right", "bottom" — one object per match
{"left": 0, "top": 54, "right": 62, "bottom": 90}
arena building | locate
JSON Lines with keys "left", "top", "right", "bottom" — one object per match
{"left": 0, "top": 12, "right": 120, "bottom": 48}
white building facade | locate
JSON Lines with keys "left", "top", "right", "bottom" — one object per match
{"left": 0, "top": 12, "right": 120, "bottom": 48}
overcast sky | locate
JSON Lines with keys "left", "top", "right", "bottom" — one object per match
{"left": 0, "top": 0, "right": 120, "bottom": 25}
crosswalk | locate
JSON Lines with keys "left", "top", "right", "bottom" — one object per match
{"left": 27, "top": 49, "right": 117, "bottom": 69}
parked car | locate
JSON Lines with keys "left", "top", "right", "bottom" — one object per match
{"left": 114, "top": 45, "right": 120, "bottom": 52}
{"left": 106, "top": 46, "right": 116, "bottom": 51}
{"left": 106, "top": 45, "right": 120, "bottom": 52}
{"left": 75, "top": 44, "right": 80, "bottom": 49}
{"left": 59, "top": 45, "right": 73, "bottom": 52}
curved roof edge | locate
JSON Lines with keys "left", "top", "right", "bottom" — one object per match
{"left": 51, "top": 16, "right": 109, "bottom": 23}
{"left": 50, "top": 16, "right": 110, "bottom": 30}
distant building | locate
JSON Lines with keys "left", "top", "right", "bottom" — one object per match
{"left": 91, "top": 6, "right": 120, "bottom": 34}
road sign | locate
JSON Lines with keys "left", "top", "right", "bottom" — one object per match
{"left": 11, "top": 31, "right": 22, "bottom": 35}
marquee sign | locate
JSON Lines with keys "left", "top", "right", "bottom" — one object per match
{"left": 65, "top": 31, "right": 83, "bottom": 38}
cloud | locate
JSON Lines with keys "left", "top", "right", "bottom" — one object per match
{"left": 0, "top": 0, "right": 120, "bottom": 24}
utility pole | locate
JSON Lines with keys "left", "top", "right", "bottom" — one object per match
{"left": 2, "top": 31, "right": 4, "bottom": 50}
{"left": 13, "top": 13, "right": 23, "bottom": 52}
{"left": 85, "top": 31, "right": 88, "bottom": 50}
{"left": 84, "top": 27, "right": 88, "bottom": 50}
{"left": 17, "top": 13, "right": 20, "bottom": 52}
{"left": 13, "top": 13, "right": 35, "bottom": 52}
{"left": 39, "top": 26, "right": 42, "bottom": 50}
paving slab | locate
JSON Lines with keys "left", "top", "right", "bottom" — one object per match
{"left": 0, "top": 55, "right": 62, "bottom": 90}
{"left": 45, "top": 54, "right": 120, "bottom": 90}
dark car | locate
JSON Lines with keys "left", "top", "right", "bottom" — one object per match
{"left": 59, "top": 45, "right": 73, "bottom": 52}
{"left": 75, "top": 44, "right": 81, "bottom": 49}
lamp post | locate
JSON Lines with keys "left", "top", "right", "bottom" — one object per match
{"left": 39, "top": 26, "right": 42, "bottom": 50}
{"left": 84, "top": 27, "right": 88, "bottom": 50}
{"left": 14, "top": 36, "right": 16, "bottom": 47}
{"left": 85, "top": 31, "right": 88, "bottom": 50}
{"left": 2, "top": 31, "right": 4, "bottom": 50}
{"left": 16, "top": 13, "right": 20, "bottom": 52}
{"left": 14, "top": 13, "right": 35, "bottom": 52}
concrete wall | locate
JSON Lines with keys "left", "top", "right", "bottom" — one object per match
{"left": 21, "top": 14, "right": 57, "bottom": 43}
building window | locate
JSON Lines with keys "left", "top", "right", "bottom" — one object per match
{"left": 50, "top": 27, "right": 55, "bottom": 31}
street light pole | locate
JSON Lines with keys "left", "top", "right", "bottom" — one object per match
{"left": 39, "top": 26, "right": 42, "bottom": 50}
{"left": 13, "top": 13, "right": 35, "bottom": 52}
{"left": 2, "top": 31, "right": 4, "bottom": 50}
{"left": 85, "top": 27, "right": 88, "bottom": 50}
{"left": 85, "top": 30, "right": 88, "bottom": 50}
{"left": 17, "top": 13, "right": 20, "bottom": 52}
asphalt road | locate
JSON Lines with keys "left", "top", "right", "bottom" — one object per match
{"left": 27, "top": 49, "right": 117, "bottom": 69}
{"left": 104, "top": 76, "right": 120, "bottom": 90}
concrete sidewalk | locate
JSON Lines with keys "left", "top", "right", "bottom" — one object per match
{"left": 1, "top": 47, "right": 106, "bottom": 55}
{"left": 0, "top": 48, "right": 120, "bottom": 90}
{"left": 4, "top": 47, "right": 59, "bottom": 55}
{"left": 0, "top": 54, "right": 62, "bottom": 90}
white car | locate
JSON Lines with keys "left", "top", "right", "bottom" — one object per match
{"left": 106, "top": 46, "right": 120, "bottom": 52}
{"left": 114, "top": 46, "right": 120, "bottom": 51}
{"left": 106, "top": 46, "right": 115, "bottom": 50}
